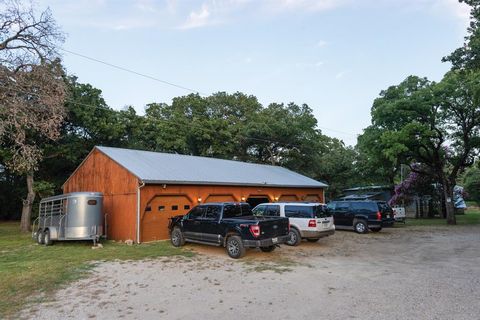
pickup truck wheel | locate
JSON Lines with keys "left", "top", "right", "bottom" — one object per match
{"left": 44, "top": 229, "right": 53, "bottom": 246}
{"left": 354, "top": 220, "right": 368, "bottom": 234}
{"left": 370, "top": 227, "right": 382, "bottom": 232}
{"left": 286, "top": 228, "right": 301, "bottom": 246}
{"left": 306, "top": 238, "right": 320, "bottom": 242}
{"left": 36, "top": 229, "right": 44, "bottom": 244}
{"left": 226, "top": 235, "right": 245, "bottom": 259}
{"left": 260, "top": 245, "right": 275, "bottom": 253}
{"left": 170, "top": 227, "right": 185, "bottom": 247}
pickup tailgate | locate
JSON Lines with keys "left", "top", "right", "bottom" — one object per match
{"left": 257, "top": 217, "right": 289, "bottom": 239}
{"left": 223, "top": 216, "right": 289, "bottom": 239}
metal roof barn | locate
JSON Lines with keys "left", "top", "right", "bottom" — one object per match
{"left": 95, "top": 146, "right": 327, "bottom": 188}
{"left": 63, "top": 146, "right": 327, "bottom": 242}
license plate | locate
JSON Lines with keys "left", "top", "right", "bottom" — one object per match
{"left": 272, "top": 237, "right": 278, "bottom": 244}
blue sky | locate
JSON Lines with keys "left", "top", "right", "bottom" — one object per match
{"left": 39, "top": 0, "right": 470, "bottom": 145}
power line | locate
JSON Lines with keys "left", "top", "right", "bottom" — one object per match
{"left": 59, "top": 47, "right": 207, "bottom": 95}
{"left": 0, "top": 85, "right": 302, "bottom": 148}
{"left": 59, "top": 48, "right": 358, "bottom": 138}
{"left": 317, "top": 126, "right": 358, "bottom": 137}
{"left": 1, "top": 84, "right": 357, "bottom": 146}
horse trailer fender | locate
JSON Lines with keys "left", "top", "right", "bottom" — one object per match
{"left": 46, "top": 227, "right": 59, "bottom": 240}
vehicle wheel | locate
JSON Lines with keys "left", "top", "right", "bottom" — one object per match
{"left": 44, "top": 229, "right": 53, "bottom": 246}
{"left": 370, "top": 227, "right": 382, "bottom": 232}
{"left": 170, "top": 227, "right": 185, "bottom": 247}
{"left": 286, "top": 228, "right": 301, "bottom": 246}
{"left": 306, "top": 238, "right": 320, "bottom": 242}
{"left": 36, "top": 229, "right": 44, "bottom": 244}
{"left": 226, "top": 235, "right": 245, "bottom": 259}
{"left": 260, "top": 245, "right": 276, "bottom": 253}
{"left": 354, "top": 220, "right": 368, "bottom": 234}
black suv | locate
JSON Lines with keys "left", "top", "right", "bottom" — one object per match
{"left": 326, "top": 200, "right": 395, "bottom": 233}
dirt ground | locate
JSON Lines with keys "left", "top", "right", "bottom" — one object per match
{"left": 19, "top": 225, "right": 480, "bottom": 320}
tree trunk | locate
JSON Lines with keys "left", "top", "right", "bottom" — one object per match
{"left": 440, "top": 196, "right": 445, "bottom": 218}
{"left": 442, "top": 178, "right": 456, "bottom": 225}
{"left": 419, "top": 198, "right": 424, "bottom": 218}
{"left": 20, "top": 172, "right": 35, "bottom": 232}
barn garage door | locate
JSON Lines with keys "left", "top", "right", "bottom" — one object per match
{"left": 205, "top": 194, "right": 236, "bottom": 203}
{"left": 141, "top": 195, "right": 192, "bottom": 242}
{"left": 279, "top": 194, "right": 298, "bottom": 201}
{"left": 304, "top": 194, "right": 321, "bottom": 202}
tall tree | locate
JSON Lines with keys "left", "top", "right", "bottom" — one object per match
{"left": 313, "top": 136, "right": 357, "bottom": 199}
{"left": 463, "top": 163, "right": 480, "bottom": 204}
{"left": 356, "top": 127, "right": 398, "bottom": 185}
{"left": 369, "top": 72, "right": 480, "bottom": 224}
{"left": 443, "top": 0, "right": 480, "bottom": 70}
{"left": 245, "top": 102, "right": 319, "bottom": 168}
{"left": 0, "top": 0, "right": 66, "bottom": 231}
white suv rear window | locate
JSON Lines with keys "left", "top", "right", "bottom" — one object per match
{"left": 285, "top": 205, "right": 331, "bottom": 218}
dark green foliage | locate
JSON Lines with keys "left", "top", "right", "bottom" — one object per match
{"left": 0, "top": 76, "right": 358, "bottom": 219}
{"left": 464, "top": 165, "right": 480, "bottom": 204}
{"left": 443, "top": 0, "right": 480, "bottom": 70}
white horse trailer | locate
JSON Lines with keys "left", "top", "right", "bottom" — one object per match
{"left": 32, "top": 192, "right": 104, "bottom": 245}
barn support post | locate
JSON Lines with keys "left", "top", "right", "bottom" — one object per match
{"left": 137, "top": 180, "right": 145, "bottom": 244}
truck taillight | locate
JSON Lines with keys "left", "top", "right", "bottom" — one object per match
{"left": 288, "top": 223, "right": 291, "bottom": 232}
{"left": 249, "top": 225, "right": 261, "bottom": 238}
{"left": 308, "top": 220, "right": 317, "bottom": 227}
{"left": 377, "top": 211, "right": 382, "bottom": 220}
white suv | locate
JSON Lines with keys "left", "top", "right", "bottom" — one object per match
{"left": 252, "top": 202, "right": 335, "bottom": 246}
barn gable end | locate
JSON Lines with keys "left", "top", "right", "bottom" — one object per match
{"left": 63, "top": 148, "right": 139, "bottom": 240}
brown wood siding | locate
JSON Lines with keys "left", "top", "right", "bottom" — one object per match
{"left": 63, "top": 148, "right": 325, "bottom": 242}
{"left": 140, "top": 184, "right": 324, "bottom": 242}
{"left": 63, "top": 149, "right": 138, "bottom": 241}
{"left": 304, "top": 194, "right": 321, "bottom": 202}
{"left": 142, "top": 195, "right": 193, "bottom": 241}
{"left": 278, "top": 194, "right": 299, "bottom": 201}
{"left": 204, "top": 194, "right": 237, "bottom": 202}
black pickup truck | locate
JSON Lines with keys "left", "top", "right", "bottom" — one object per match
{"left": 168, "top": 202, "right": 290, "bottom": 259}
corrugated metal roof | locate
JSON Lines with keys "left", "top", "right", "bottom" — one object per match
{"left": 96, "top": 146, "right": 327, "bottom": 188}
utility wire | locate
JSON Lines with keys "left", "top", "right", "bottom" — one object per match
{"left": 59, "top": 47, "right": 206, "bottom": 95}
{"left": 1, "top": 85, "right": 306, "bottom": 149}
{"left": 59, "top": 47, "right": 357, "bottom": 138}
{"left": 2, "top": 78, "right": 357, "bottom": 146}
{"left": 2, "top": 84, "right": 357, "bottom": 147}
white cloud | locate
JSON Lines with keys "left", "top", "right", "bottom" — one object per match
{"left": 438, "top": 0, "right": 470, "bottom": 25}
{"left": 317, "top": 40, "right": 328, "bottom": 47}
{"left": 134, "top": 0, "right": 157, "bottom": 13}
{"left": 177, "top": 0, "right": 349, "bottom": 30}
{"left": 266, "top": 0, "right": 349, "bottom": 12}
{"left": 294, "top": 61, "right": 325, "bottom": 69}
{"left": 165, "top": 0, "right": 178, "bottom": 14}
{"left": 179, "top": 4, "right": 212, "bottom": 29}
{"left": 335, "top": 70, "right": 350, "bottom": 79}
{"left": 397, "top": 0, "right": 470, "bottom": 26}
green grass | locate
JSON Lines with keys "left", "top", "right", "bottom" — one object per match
{"left": 403, "top": 207, "right": 480, "bottom": 227}
{"left": 0, "top": 222, "right": 193, "bottom": 318}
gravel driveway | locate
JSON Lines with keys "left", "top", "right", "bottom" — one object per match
{"left": 20, "top": 225, "right": 480, "bottom": 320}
